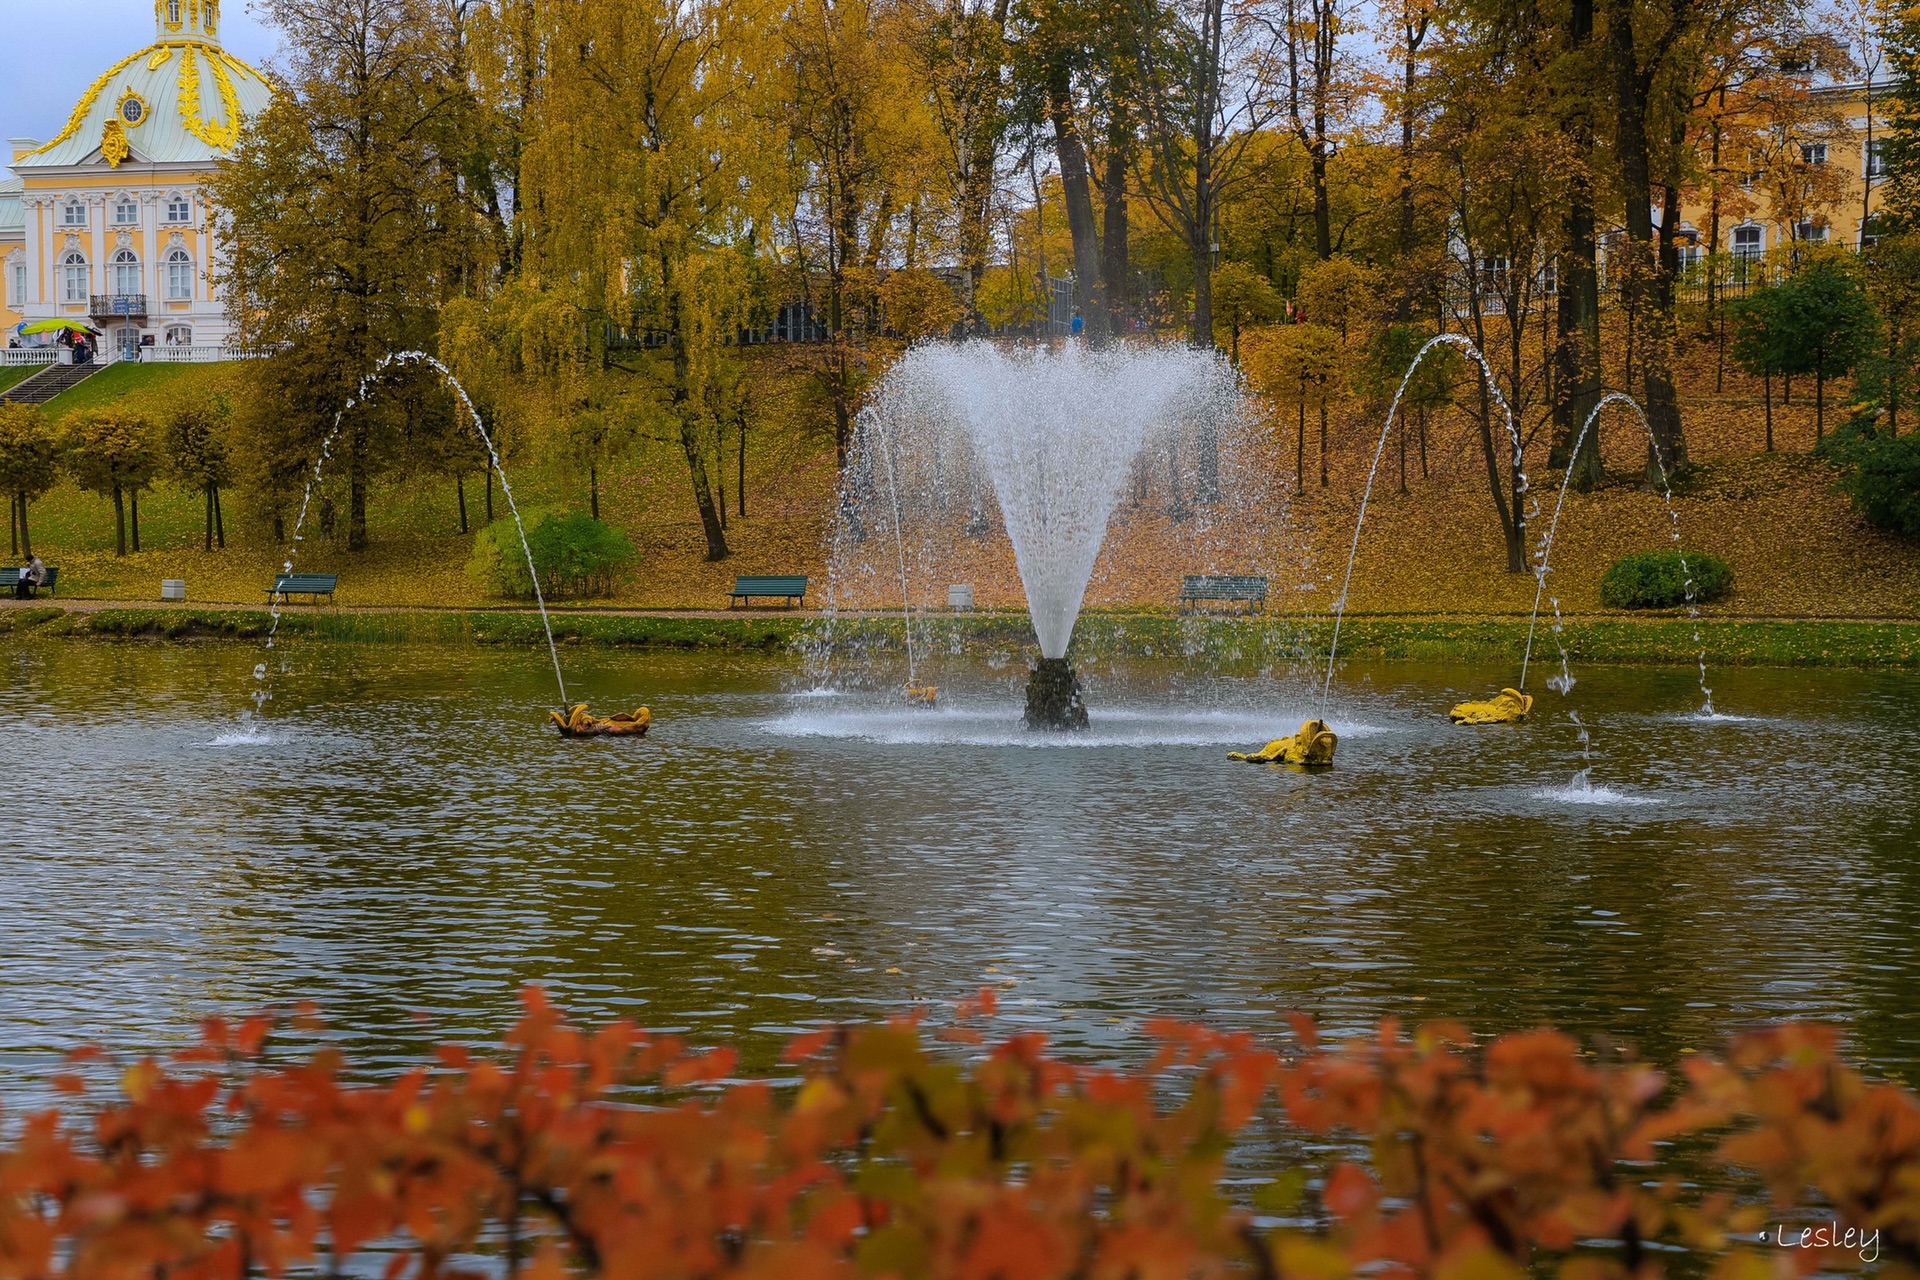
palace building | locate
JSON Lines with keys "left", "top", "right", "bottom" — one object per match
{"left": 1, "top": 0, "right": 272, "bottom": 360}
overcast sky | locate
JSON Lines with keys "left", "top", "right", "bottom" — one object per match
{"left": 2, "top": 1, "right": 283, "bottom": 176}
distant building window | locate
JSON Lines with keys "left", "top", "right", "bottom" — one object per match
{"left": 114, "top": 199, "right": 138, "bottom": 225}
{"left": 7, "top": 259, "right": 23, "bottom": 307}
{"left": 1793, "top": 220, "right": 1829, "bottom": 244}
{"left": 1678, "top": 244, "right": 1703, "bottom": 272}
{"left": 1863, "top": 215, "right": 1886, "bottom": 249}
{"left": 62, "top": 251, "right": 88, "bottom": 303}
{"left": 166, "top": 248, "right": 194, "bottom": 300}
{"left": 1801, "top": 142, "right": 1828, "bottom": 167}
{"left": 165, "top": 325, "right": 192, "bottom": 347}
{"left": 1732, "top": 224, "right": 1764, "bottom": 258}
{"left": 1868, "top": 140, "right": 1889, "bottom": 179}
{"left": 166, "top": 0, "right": 182, "bottom": 23}
{"left": 61, "top": 201, "right": 86, "bottom": 227}
{"left": 112, "top": 249, "right": 141, "bottom": 296}
{"left": 164, "top": 194, "right": 191, "bottom": 223}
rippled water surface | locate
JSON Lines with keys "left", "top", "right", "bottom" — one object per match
{"left": 3, "top": 639, "right": 1918, "bottom": 1089}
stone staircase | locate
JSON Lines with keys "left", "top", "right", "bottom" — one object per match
{"left": 1, "top": 360, "right": 107, "bottom": 406}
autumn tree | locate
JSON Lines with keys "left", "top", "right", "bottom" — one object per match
{"left": 1773, "top": 257, "right": 1878, "bottom": 441}
{"left": 516, "top": 0, "right": 775, "bottom": 562}
{"left": 1134, "top": 0, "right": 1280, "bottom": 344}
{"left": 64, "top": 409, "right": 159, "bottom": 558}
{"left": 1729, "top": 285, "right": 1788, "bottom": 451}
{"left": 1210, "top": 261, "right": 1280, "bottom": 360}
{"left": 1242, "top": 321, "right": 1340, "bottom": 490}
{"left": 159, "top": 391, "right": 235, "bottom": 552}
{"left": 216, "top": 0, "right": 492, "bottom": 551}
{"left": 0, "top": 404, "right": 60, "bottom": 559}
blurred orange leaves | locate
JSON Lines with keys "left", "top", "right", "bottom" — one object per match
{"left": 1, "top": 989, "right": 1916, "bottom": 1280}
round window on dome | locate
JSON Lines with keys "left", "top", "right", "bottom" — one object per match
{"left": 118, "top": 91, "right": 147, "bottom": 127}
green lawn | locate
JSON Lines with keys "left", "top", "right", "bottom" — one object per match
{"left": 0, "top": 364, "right": 39, "bottom": 395}
{"left": 39, "top": 360, "right": 235, "bottom": 415}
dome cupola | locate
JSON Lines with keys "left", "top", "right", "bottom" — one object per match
{"left": 156, "top": 0, "right": 222, "bottom": 44}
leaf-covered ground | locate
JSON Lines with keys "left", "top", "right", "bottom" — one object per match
{"left": 13, "top": 345, "right": 1917, "bottom": 621}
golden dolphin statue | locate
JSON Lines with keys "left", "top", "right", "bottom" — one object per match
{"left": 1230, "top": 718, "right": 1338, "bottom": 767}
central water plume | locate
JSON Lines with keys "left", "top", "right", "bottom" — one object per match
{"left": 889, "top": 342, "right": 1222, "bottom": 660}
{"left": 822, "top": 340, "right": 1273, "bottom": 731}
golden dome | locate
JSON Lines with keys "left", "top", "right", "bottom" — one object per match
{"left": 15, "top": 0, "right": 272, "bottom": 170}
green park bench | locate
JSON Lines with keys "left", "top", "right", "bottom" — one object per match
{"left": 1179, "top": 574, "right": 1267, "bottom": 615}
{"left": 267, "top": 573, "right": 339, "bottom": 604}
{"left": 729, "top": 575, "right": 808, "bottom": 608}
{"left": 1, "top": 566, "right": 59, "bottom": 597}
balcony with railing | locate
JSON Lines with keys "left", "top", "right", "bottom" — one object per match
{"left": 89, "top": 294, "right": 148, "bottom": 318}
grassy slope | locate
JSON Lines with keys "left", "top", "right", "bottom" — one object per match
{"left": 11, "top": 345, "right": 1920, "bottom": 629}
{"left": 0, "top": 365, "right": 38, "bottom": 396}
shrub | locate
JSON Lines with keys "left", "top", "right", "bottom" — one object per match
{"left": 1600, "top": 548, "right": 1733, "bottom": 609}
{"left": 468, "top": 509, "right": 636, "bottom": 599}
{"left": 4, "top": 992, "right": 1920, "bottom": 1277}
{"left": 1832, "top": 431, "right": 1920, "bottom": 539}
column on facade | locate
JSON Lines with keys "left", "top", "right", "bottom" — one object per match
{"left": 23, "top": 195, "right": 42, "bottom": 307}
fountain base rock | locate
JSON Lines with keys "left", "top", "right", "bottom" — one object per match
{"left": 1024, "top": 658, "right": 1089, "bottom": 731}
{"left": 1230, "top": 719, "right": 1337, "bottom": 767}
{"left": 1449, "top": 688, "right": 1533, "bottom": 724}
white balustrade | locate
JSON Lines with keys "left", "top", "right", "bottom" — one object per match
{"left": 0, "top": 349, "right": 57, "bottom": 367}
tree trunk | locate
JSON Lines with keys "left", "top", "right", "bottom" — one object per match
{"left": 214, "top": 486, "right": 224, "bottom": 548}
{"left": 348, "top": 470, "right": 369, "bottom": 553}
{"left": 589, "top": 464, "right": 599, "bottom": 521}
{"left": 666, "top": 254, "right": 729, "bottom": 561}
{"left": 1048, "top": 70, "right": 1107, "bottom": 344}
{"left": 1398, "top": 415, "right": 1408, "bottom": 495}
{"left": 1551, "top": 0, "right": 1603, "bottom": 490}
{"left": 1816, "top": 370, "right": 1825, "bottom": 442}
{"left": 1099, "top": 126, "right": 1130, "bottom": 334}
{"left": 130, "top": 487, "right": 141, "bottom": 553}
{"left": 113, "top": 484, "right": 127, "bottom": 558}
{"left": 457, "top": 474, "right": 468, "bottom": 533}
{"left": 16, "top": 494, "right": 30, "bottom": 558}
{"left": 1764, "top": 373, "right": 1773, "bottom": 451}
{"left": 1318, "top": 400, "right": 1329, "bottom": 487}
{"left": 1296, "top": 401, "right": 1306, "bottom": 491}
{"left": 737, "top": 417, "right": 748, "bottom": 517}
{"left": 8, "top": 492, "right": 17, "bottom": 558}
{"left": 205, "top": 485, "right": 215, "bottom": 552}
{"left": 1474, "top": 369, "right": 1526, "bottom": 572}
{"left": 1609, "top": 1, "right": 1687, "bottom": 480}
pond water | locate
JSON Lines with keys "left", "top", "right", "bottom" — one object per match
{"left": 3, "top": 638, "right": 1918, "bottom": 1092}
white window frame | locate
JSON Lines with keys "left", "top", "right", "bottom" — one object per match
{"left": 164, "top": 324, "right": 192, "bottom": 347}
{"left": 1868, "top": 140, "right": 1889, "bottom": 179}
{"left": 111, "top": 249, "right": 141, "bottom": 296}
{"left": 62, "top": 251, "right": 89, "bottom": 303}
{"left": 7, "top": 257, "right": 24, "bottom": 307}
{"left": 1793, "top": 220, "right": 1829, "bottom": 244}
{"left": 113, "top": 199, "right": 139, "bottom": 226}
{"left": 164, "top": 193, "right": 191, "bottom": 224}
{"left": 1732, "top": 224, "right": 1764, "bottom": 258}
{"left": 61, "top": 201, "right": 87, "bottom": 228}
{"left": 165, "top": 248, "right": 194, "bottom": 300}
{"left": 1800, "top": 142, "right": 1828, "bottom": 167}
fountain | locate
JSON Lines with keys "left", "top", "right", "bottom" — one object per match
{"left": 1310, "top": 335, "right": 1532, "bottom": 754}
{"left": 246, "top": 352, "right": 585, "bottom": 734}
{"left": 825, "top": 341, "right": 1263, "bottom": 731}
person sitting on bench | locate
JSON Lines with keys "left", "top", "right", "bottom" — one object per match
{"left": 14, "top": 556, "right": 45, "bottom": 600}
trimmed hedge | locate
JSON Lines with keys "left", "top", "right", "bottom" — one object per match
{"left": 1599, "top": 549, "right": 1732, "bottom": 609}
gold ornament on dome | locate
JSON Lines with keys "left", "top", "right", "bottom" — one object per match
{"left": 177, "top": 47, "right": 242, "bottom": 150}
{"left": 102, "top": 118, "right": 130, "bottom": 169}
{"left": 148, "top": 47, "right": 174, "bottom": 71}
{"left": 117, "top": 88, "right": 149, "bottom": 128}
{"left": 159, "top": 0, "right": 184, "bottom": 33}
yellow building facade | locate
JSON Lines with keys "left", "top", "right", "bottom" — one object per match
{"left": 1677, "top": 80, "right": 1892, "bottom": 263}
{"left": 2, "top": 0, "right": 271, "bottom": 361}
